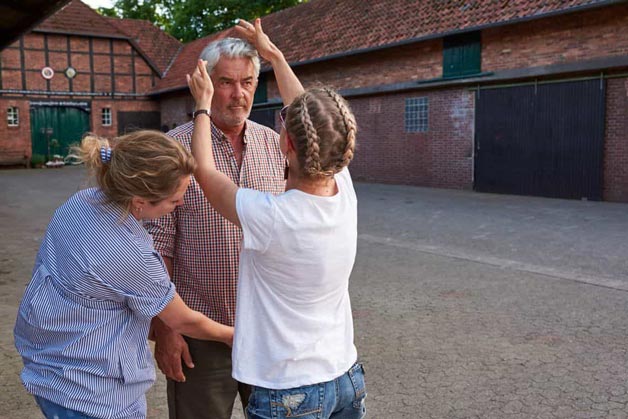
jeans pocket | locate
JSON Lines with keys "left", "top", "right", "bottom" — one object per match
{"left": 273, "top": 385, "right": 323, "bottom": 418}
{"left": 348, "top": 363, "right": 367, "bottom": 409}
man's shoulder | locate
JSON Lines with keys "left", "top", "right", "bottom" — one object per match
{"left": 166, "top": 122, "right": 194, "bottom": 141}
{"left": 246, "top": 120, "right": 279, "bottom": 141}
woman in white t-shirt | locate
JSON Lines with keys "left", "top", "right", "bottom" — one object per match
{"left": 187, "top": 18, "right": 366, "bottom": 419}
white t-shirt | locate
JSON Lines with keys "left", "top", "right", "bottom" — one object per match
{"left": 233, "top": 168, "right": 358, "bottom": 389}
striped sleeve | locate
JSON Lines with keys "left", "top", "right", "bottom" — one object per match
{"left": 114, "top": 250, "right": 175, "bottom": 318}
{"left": 145, "top": 212, "right": 177, "bottom": 259}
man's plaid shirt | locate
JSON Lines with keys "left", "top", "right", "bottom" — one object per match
{"left": 145, "top": 119, "right": 285, "bottom": 326}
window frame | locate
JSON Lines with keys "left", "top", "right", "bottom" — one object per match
{"left": 7, "top": 107, "right": 19, "bottom": 127}
{"left": 405, "top": 97, "right": 429, "bottom": 133}
{"left": 442, "top": 31, "right": 482, "bottom": 79}
{"left": 101, "top": 108, "right": 112, "bottom": 126}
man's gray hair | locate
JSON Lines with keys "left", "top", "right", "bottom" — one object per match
{"left": 199, "top": 37, "right": 260, "bottom": 78}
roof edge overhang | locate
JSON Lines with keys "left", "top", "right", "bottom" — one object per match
{"left": 1, "top": 0, "right": 72, "bottom": 50}
{"left": 31, "top": 28, "right": 129, "bottom": 40}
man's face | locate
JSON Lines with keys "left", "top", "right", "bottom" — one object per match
{"left": 209, "top": 56, "right": 257, "bottom": 129}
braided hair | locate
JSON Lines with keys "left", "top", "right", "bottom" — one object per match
{"left": 284, "top": 87, "right": 357, "bottom": 178}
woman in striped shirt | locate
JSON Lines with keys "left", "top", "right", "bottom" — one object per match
{"left": 14, "top": 130, "right": 233, "bottom": 419}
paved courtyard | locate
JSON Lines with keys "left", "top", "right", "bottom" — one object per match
{"left": 1, "top": 167, "right": 628, "bottom": 419}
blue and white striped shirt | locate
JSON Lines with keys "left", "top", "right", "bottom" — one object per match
{"left": 14, "top": 187, "right": 175, "bottom": 419}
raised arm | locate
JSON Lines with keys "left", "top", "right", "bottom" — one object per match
{"left": 234, "top": 18, "right": 304, "bottom": 105}
{"left": 187, "top": 60, "right": 241, "bottom": 227}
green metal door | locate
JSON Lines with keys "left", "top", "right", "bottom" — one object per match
{"left": 30, "top": 107, "right": 90, "bottom": 159}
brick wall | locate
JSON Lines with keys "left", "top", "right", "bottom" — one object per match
{"left": 267, "top": 40, "right": 442, "bottom": 98}
{"left": 348, "top": 88, "right": 474, "bottom": 189}
{"left": 603, "top": 77, "right": 628, "bottom": 202}
{"left": 258, "top": 4, "right": 628, "bottom": 198}
{"left": 91, "top": 99, "right": 160, "bottom": 137}
{"left": 483, "top": 4, "right": 628, "bottom": 72}
{"left": 0, "top": 33, "right": 155, "bottom": 96}
{"left": 263, "top": 4, "right": 628, "bottom": 100}
{"left": 0, "top": 98, "right": 31, "bottom": 163}
{"left": 0, "top": 31, "right": 162, "bottom": 161}
{"left": 159, "top": 92, "right": 194, "bottom": 130}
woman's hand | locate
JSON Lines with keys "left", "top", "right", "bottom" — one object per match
{"left": 234, "top": 18, "right": 282, "bottom": 63}
{"left": 186, "top": 59, "right": 213, "bottom": 110}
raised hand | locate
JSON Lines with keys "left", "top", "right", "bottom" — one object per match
{"left": 186, "top": 59, "right": 213, "bottom": 110}
{"left": 234, "top": 18, "right": 282, "bottom": 63}
{"left": 234, "top": 18, "right": 303, "bottom": 105}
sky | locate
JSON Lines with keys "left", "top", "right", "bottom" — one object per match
{"left": 81, "top": 0, "right": 115, "bottom": 9}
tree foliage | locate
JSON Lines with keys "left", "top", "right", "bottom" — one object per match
{"left": 98, "top": 0, "right": 306, "bottom": 42}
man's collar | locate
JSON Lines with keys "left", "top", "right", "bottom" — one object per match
{"left": 210, "top": 119, "right": 251, "bottom": 144}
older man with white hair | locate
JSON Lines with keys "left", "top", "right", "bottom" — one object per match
{"left": 146, "top": 37, "right": 285, "bottom": 419}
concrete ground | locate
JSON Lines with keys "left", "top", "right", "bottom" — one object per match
{"left": 1, "top": 166, "right": 628, "bottom": 419}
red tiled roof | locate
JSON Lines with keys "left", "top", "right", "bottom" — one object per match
{"left": 262, "top": 0, "right": 613, "bottom": 64}
{"left": 106, "top": 17, "right": 182, "bottom": 76}
{"left": 153, "top": 0, "right": 614, "bottom": 94}
{"left": 34, "top": 0, "right": 125, "bottom": 38}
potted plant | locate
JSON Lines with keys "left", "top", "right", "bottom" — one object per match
{"left": 30, "top": 154, "right": 46, "bottom": 169}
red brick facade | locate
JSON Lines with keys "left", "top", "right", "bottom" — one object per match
{"left": 348, "top": 89, "right": 474, "bottom": 189}
{"left": 254, "top": 3, "right": 628, "bottom": 200}
{"left": 0, "top": 98, "right": 31, "bottom": 165}
{"left": 159, "top": 93, "right": 194, "bottom": 131}
{"left": 2, "top": 0, "right": 628, "bottom": 202}
{"left": 483, "top": 4, "right": 628, "bottom": 72}
{"left": 0, "top": 28, "right": 160, "bottom": 164}
{"left": 604, "top": 77, "right": 628, "bottom": 202}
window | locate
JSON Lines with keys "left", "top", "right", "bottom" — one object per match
{"left": 7, "top": 107, "right": 19, "bottom": 126}
{"left": 102, "top": 108, "right": 112, "bottom": 126}
{"left": 405, "top": 97, "right": 429, "bottom": 133}
{"left": 443, "top": 31, "right": 481, "bottom": 78}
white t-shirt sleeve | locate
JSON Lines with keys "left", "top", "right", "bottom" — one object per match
{"left": 236, "top": 188, "right": 277, "bottom": 252}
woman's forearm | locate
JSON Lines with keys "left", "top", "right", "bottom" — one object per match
{"left": 174, "top": 311, "right": 233, "bottom": 345}
{"left": 191, "top": 112, "right": 215, "bottom": 174}
{"left": 158, "top": 293, "right": 233, "bottom": 345}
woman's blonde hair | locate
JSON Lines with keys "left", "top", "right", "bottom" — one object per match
{"left": 284, "top": 87, "right": 357, "bottom": 178}
{"left": 70, "top": 130, "right": 196, "bottom": 211}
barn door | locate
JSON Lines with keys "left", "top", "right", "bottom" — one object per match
{"left": 474, "top": 79, "right": 605, "bottom": 200}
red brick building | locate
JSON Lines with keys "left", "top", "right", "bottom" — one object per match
{"left": 2, "top": 0, "right": 628, "bottom": 202}
{"left": 0, "top": 0, "right": 179, "bottom": 165}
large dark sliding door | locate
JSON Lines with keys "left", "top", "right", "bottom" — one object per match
{"left": 474, "top": 79, "right": 605, "bottom": 200}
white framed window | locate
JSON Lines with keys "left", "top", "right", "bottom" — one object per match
{"left": 405, "top": 97, "right": 429, "bottom": 133}
{"left": 7, "top": 107, "right": 19, "bottom": 127}
{"left": 102, "top": 108, "right": 112, "bottom": 126}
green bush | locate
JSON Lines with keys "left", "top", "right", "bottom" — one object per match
{"left": 31, "top": 154, "right": 46, "bottom": 168}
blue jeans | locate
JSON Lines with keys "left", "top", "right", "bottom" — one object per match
{"left": 34, "top": 396, "right": 98, "bottom": 419}
{"left": 246, "top": 363, "right": 367, "bottom": 419}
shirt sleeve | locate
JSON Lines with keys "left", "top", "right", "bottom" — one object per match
{"left": 121, "top": 250, "right": 176, "bottom": 318}
{"left": 236, "top": 188, "right": 276, "bottom": 252}
{"left": 144, "top": 211, "right": 176, "bottom": 259}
